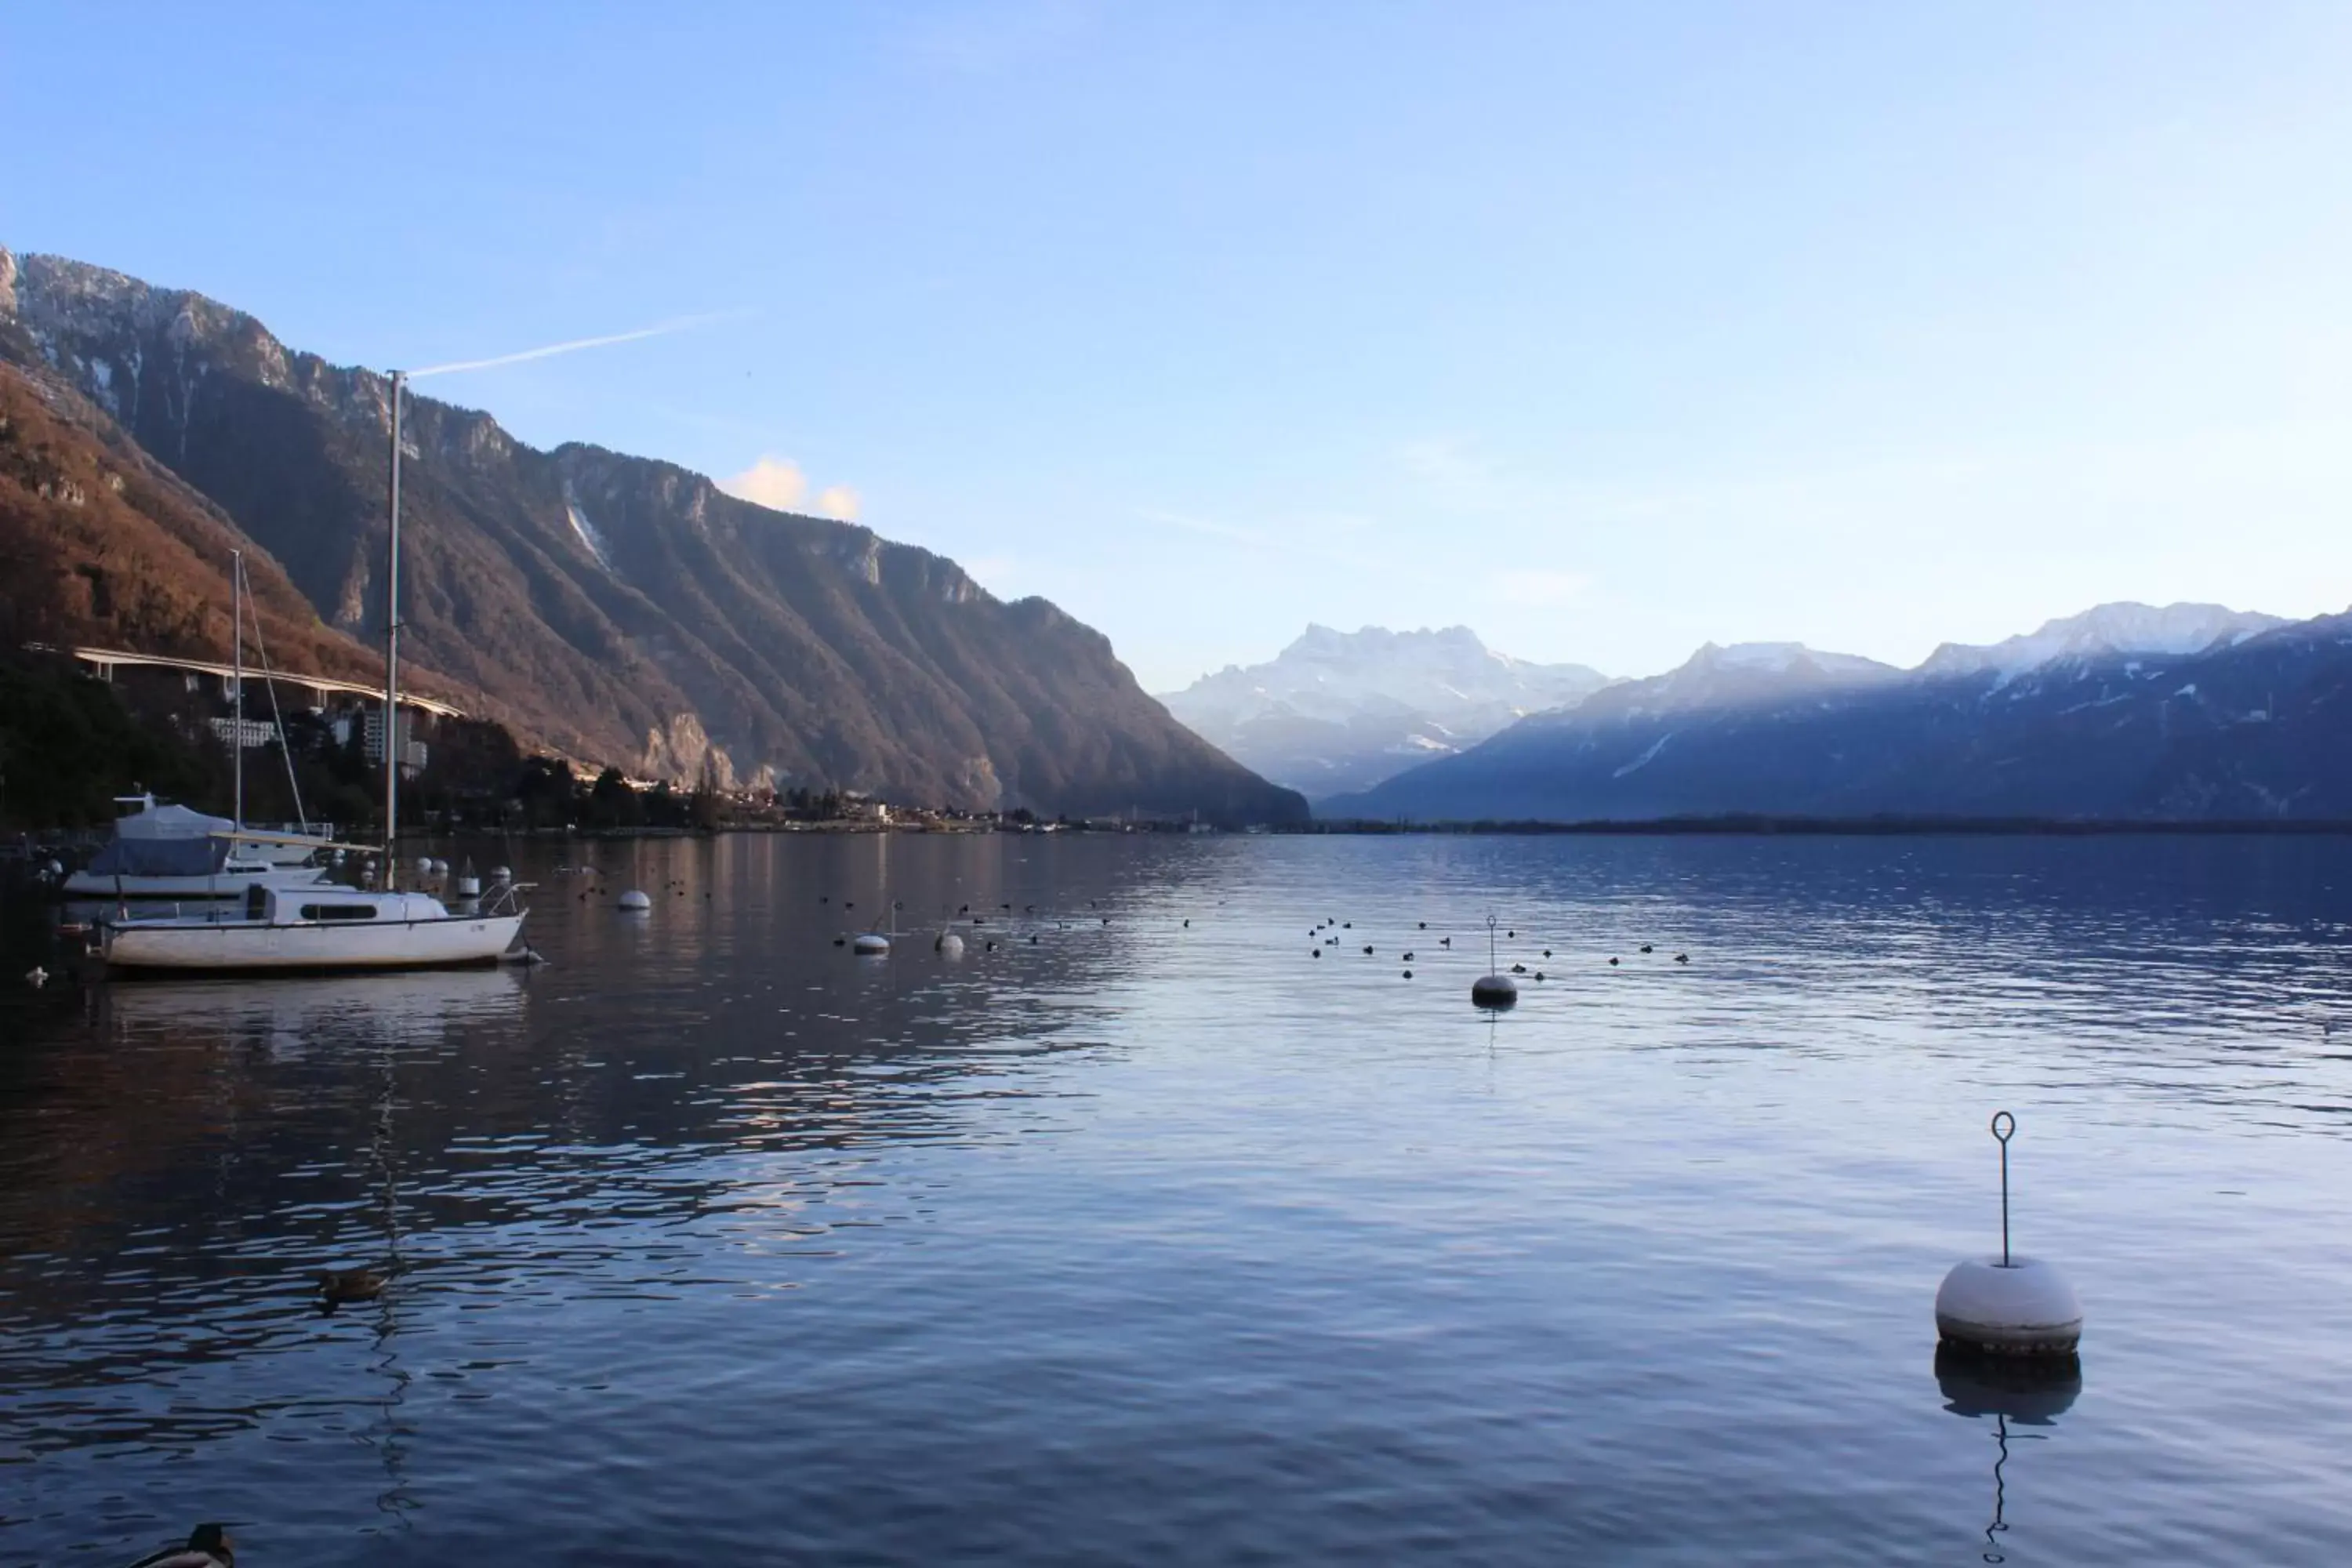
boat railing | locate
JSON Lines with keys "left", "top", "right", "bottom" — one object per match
{"left": 478, "top": 880, "right": 535, "bottom": 917}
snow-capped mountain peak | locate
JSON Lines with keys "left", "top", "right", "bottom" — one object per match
{"left": 1922, "top": 602, "right": 2285, "bottom": 683}
{"left": 1158, "top": 625, "right": 1612, "bottom": 798}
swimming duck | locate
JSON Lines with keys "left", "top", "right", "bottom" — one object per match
{"left": 1607, "top": 956, "right": 1620, "bottom": 966}
{"left": 1640, "top": 944, "right": 1653, "bottom": 954}
{"left": 1675, "top": 953, "right": 1690, "bottom": 964}
{"left": 318, "top": 1269, "right": 387, "bottom": 1312}
{"left": 126, "top": 1523, "right": 233, "bottom": 1567}
{"left": 24, "top": 966, "right": 47, "bottom": 988}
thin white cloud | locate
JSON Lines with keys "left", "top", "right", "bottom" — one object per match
{"left": 720, "top": 456, "right": 809, "bottom": 511}
{"left": 408, "top": 314, "right": 726, "bottom": 378}
{"left": 815, "top": 485, "right": 862, "bottom": 522}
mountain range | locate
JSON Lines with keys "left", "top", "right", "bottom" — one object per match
{"left": 1325, "top": 603, "right": 2350, "bottom": 822}
{"left": 0, "top": 246, "right": 1305, "bottom": 824}
{"left": 1157, "top": 624, "right": 1610, "bottom": 799}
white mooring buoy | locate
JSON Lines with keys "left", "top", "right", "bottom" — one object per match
{"left": 1936, "top": 1112, "right": 2082, "bottom": 1357}
{"left": 617, "top": 888, "right": 653, "bottom": 912}
{"left": 935, "top": 931, "right": 965, "bottom": 958}
{"left": 852, "top": 931, "right": 891, "bottom": 956}
{"left": 1472, "top": 913, "right": 1517, "bottom": 1011}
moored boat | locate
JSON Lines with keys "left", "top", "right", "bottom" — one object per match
{"left": 101, "top": 883, "right": 524, "bottom": 971}
{"left": 64, "top": 833, "right": 330, "bottom": 899}
{"left": 95, "top": 368, "right": 529, "bottom": 974}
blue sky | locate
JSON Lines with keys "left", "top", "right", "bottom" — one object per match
{"left": 5, "top": 2, "right": 2350, "bottom": 690}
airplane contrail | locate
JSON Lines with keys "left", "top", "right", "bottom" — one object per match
{"left": 406, "top": 313, "right": 728, "bottom": 378}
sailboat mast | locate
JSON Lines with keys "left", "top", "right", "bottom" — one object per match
{"left": 231, "top": 548, "right": 245, "bottom": 831}
{"left": 385, "top": 370, "right": 404, "bottom": 891}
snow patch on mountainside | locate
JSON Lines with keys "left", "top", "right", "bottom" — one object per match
{"left": 565, "top": 502, "right": 616, "bottom": 574}
{"left": 1922, "top": 602, "right": 2284, "bottom": 685}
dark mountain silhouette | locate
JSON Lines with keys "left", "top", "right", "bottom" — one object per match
{"left": 0, "top": 247, "right": 1304, "bottom": 822}
{"left": 1327, "top": 619, "right": 2352, "bottom": 822}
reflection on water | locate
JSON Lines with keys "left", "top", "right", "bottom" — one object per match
{"left": 96, "top": 967, "right": 528, "bottom": 1047}
{"left": 1934, "top": 1348, "right": 2081, "bottom": 1563}
{"left": 6, "top": 833, "right": 2352, "bottom": 1564}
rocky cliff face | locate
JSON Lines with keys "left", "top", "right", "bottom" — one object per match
{"left": 0, "top": 248, "right": 1305, "bottom": 822}
{"left": 1327, "top": 612, "right": 2352, "bottom": 822}
{"left": 0, "top": 358, "right": 390, "bottom": 687}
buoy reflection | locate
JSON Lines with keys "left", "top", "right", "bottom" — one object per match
{"left": 1934, "top": 1345, "right": 2081, "bottom": 1563}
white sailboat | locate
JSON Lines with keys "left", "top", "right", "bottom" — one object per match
{"left": 67, "top": 555, "right": 335, "bottom": 900}
{"left": 100, "top": 371, "right": 529, "bottom": 973}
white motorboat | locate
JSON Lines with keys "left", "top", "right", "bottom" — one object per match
{"left": 97, "top": 369, "right": 530, "bottom": 974}
{"left": 101, "top": 883, "right": 524, "bottom": 971}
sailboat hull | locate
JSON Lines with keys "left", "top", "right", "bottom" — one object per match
{"left": 102, "top": 912, "right": 524, "bottom": 971}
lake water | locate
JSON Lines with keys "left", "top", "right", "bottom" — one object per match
{"left": 5, "top": 833, "right": 2352, "bottom": 1565}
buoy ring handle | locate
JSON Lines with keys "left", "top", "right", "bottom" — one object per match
{"left": 1990, "top": 1110, "right": 2016, "bottom": 1145}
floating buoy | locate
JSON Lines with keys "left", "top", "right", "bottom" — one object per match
{"left": 1472, "top": 975, "right": 1517, "bottom": 1009}
{"left": 936, "top": 932, "right": 965, "bottom": 958}
{"left": 1472, "top": 913, "right": 1517, "bottom": 1010}
{"left": 1936, "top": 1113, "right": 2082, "bottom": 1358}
{"left": 852, "top": 932, "right": 890, "bottom": 956}
{"left": 617, "top": 889, "right": 653, "bottom": 912}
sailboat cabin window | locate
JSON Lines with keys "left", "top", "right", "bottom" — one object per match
{"left": 301, "top": 903, "right": 379, "bottom": 922}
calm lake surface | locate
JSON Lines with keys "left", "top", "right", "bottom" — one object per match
{"left": 5, "top": 833, "right": 2352, "bottom": 1565}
